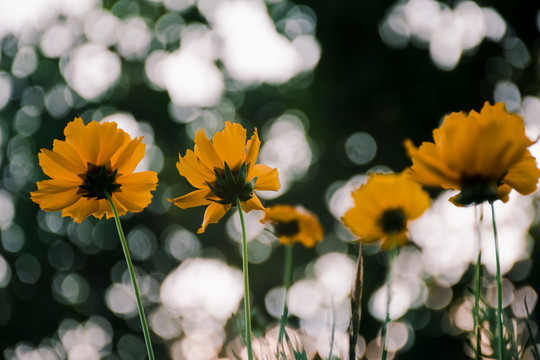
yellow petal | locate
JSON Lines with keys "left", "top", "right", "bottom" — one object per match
{"left": 194, "top": 128, "right": 224, "bottom": 171}
{"left": 241, "top": 195, "right": 265, "bottom": 213}
{"left": 38, "top": 149, "right": 82, "bottom": 182}
{"left": 112, "top": 171, "right": 158, "bottom": 213}
{"left": 62, "top": 197, "right": 101, "bottom": 223}
{"left": 171, "top": 189, "right": 213, "bottom": 209}
{"left": 404, "top": 139, "right": 460, "bottom": 189}
{"left": 503, "top": 150, "right": 540, "bottom": 196}
{"left": 52, "top": 140, "right": 86, "bottom": 173}
{"left": 92, "top": 199, "right": 113, "bottom": 220}
{"left": 113, "top": 191, "right": 153, "bottom": 214}
{"left": 437, "top": 111, "right": 479, "bottom": 174}
{"left": 245, "top": 128, "right": 261, "bottom": 173}
{"left": 177, "top": 149, "right": 215, "bottom": 188}
{"left": 64, "top": 118, "right": 101, "bottom": 165}
{"left": 198, "top": 203, "right": 230, "bottom": 233}
{"left": 111, "top": 136, "right": 145, "bottom": 175}
{"left": 251, "top": 164, "right": 280, "bottom": 191}
{"left": 96, "top": 121, "right": 127, "bottom": 166}
{"left": 30, "top": 179, "right": 81, "bottom": 211}
{"left": 211, "top": 122, "right": 247, "bottom": 172}
{"left": 342, "top": 206, "right": 383, "bottom": 242}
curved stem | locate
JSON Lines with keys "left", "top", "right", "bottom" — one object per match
{"left": 236, "top": 196, "right": 253, "bottom": 360}
{"left": 381, "top": 240, "right": 398, "bottom": 360}
{"left": 105, "top": 191, "right": 155, "bottom": 360}
{"left": 277, "top": 244, "right": 293, "bottom": 356}
{"left": 490, "top": 202, "right": 504, "bottom": 360}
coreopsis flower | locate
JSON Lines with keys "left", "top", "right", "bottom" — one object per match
{"left": 342, "top": 173, "right": 430, "bottom": 249}
{"left": 261, "top": 205, "right": 324, "bottom": 248}
{"left": 171, "top": 121, "right": 280, "bottom": 233}
{"left": 30, "top": 118, "right": 158, "bottom": 222}
{"left": 405, "top": 102, "right": 540, "bottom": 206}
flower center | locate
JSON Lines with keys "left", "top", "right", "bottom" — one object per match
{"left": 78, "top": 163, "right": 121, "bottom": 200}
{"left": 206, "top": 162, "right": 257, "bottom": 205}
{"left": 379, "top": 208, "right": 407, "bottom": 234}
{"left": 456, "top": 176, "right": 500, "bottom": 205}
{"left": 275, "top": 220, "right": 300, "bottom": 237}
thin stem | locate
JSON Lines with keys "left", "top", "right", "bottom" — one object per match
{"left": 473, "top": 205, "right": 483, "bottom": 360}
{"left": 381, "top": 240, "right": 398, "bottom": 360}
{"left": 236, "top": 196, "right": 253, "bottom": 360}
{"left": 277, "top": 244, "right": 293, "bottom": 356}
{"left": 105, "top": 191, "right": 155, "bottom": 360}
{"left": 490, "top": 202, "right": 504, "bottom": 360}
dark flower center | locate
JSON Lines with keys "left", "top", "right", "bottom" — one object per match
{"left": 379, "top": 208, "right": 407, "bottom": 234}
{"left": 455, "top": 176, "right": 501, "bottom": 206}
{"left": 275, "top": 220, "right": 300, "bottom": 237}
{"left": 206, "top": 162, "right": 257, "bottom": 205}
{"left": 78, "top": 163, "right": 121, "bottom": 200}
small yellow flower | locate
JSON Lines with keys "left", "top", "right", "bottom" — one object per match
{"left": 30, "top": 118, "right": 158, "bottom": 223}
{"left": 342, "top": 174, "right": 430, "bottom": 249}
{"left": 171, "top": 121, "right": 280, "bottom": 233}
{"left": 405, "top": 102, "right": 540, "bottom": 206}
{"left": 261, "top": 205, "right": 324, "bottom": 248}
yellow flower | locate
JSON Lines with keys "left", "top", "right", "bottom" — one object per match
{"left": 261, "top": 205, "right": 324, "bottom": 248}
{"left": 405, "top": 102, "right": 540, "bottom": 206}
{"left": 171, "top": 121, "right": 280, "bottom": 233}
{"left": 342, "top": 174, "right": 430, "bottom": 249}
{"left": 30, "top": 118, "right": 158, "bottom": 223}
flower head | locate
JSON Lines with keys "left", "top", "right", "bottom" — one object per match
{"left": 30, "top": 118, "right": 158, "bottom": 223}
{"left": 261, "top": 205, "right": 324, "bottom": 248}
{"left": 405, "top": 102, "right": 540, "bottom": 206}
{"left": 342, "top": 173, "right": 430, "bottom": 249}
{"left": 171, "top": 121, "right": 280, "bottom": 233}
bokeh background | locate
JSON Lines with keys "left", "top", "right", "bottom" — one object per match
{"left": 2, "top": 0, "right": 540, "bottom": 359}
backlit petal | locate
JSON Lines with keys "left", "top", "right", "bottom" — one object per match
{"left": 62, "top": 197, "right": 100, "bottom": 223}
{"left": 404, "top": 139, "right": 460, "bottom": 189}
{"left": 177, "top": 150, "right": 215, "bottom": 188}
{"left": 245, "top": 128, "right": 261, "bottom": 173}
{"left": 241, "top": 195, "right": 265, "bottom": 213}
{"left": 171, "top": 189, "right": 214, "bottom": 209}
{"left": 503, "top": 150, "right": 540, "bottom": 196}
{"left": 52, "top": 140, "right": 86, "bottom": 173}
{"left": 30, "top": 179, "right": 81, "bottom": 211}
{"left": 212, "top": 122, "right": 247, "bottom": 171}
{"left": 251, "top": 164, "right": 280, "bottom": 191}
{"left": 38, "top": 149, "right": 82, "bottom": 182}
{"left": 96, "top": 121, "right": 126, "bottom": 166}
{"left": 194, "top": 128, "right": 223, "bottom": 171}
{"left": 111, "top": 136, "right": 145, "bottom": 175}
{"left": 198, "top": 203, "right": 230, "bottom": 234}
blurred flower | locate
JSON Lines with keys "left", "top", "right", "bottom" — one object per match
{"left": 261, "top": 204, "right": 323, "bottom": 248}
{"left": 342, "top": 174, "right": 430, "bottom": 249}
{"left": 171, "top": 121, "right": 280, "bottom": 233}
{"left": 405, "top": 102, "right": 540, "bottom": 206}
{"left": 30, "top": 118, "right": 158, "bottom": 223}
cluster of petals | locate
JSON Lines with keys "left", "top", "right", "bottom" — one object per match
{"left": 405, "top": 102, "right": 540, "bottom": 206}
{"left": 261, "top": 204, "right": 324, "bottom": 248}
{"left": 170, "top": 121, "right": 280, "bottom": 233}
{"left": 30, "top": 118, "right": 158, "bottom": 223}
{"left": 342, "top": 173, "right": 430, "bottom": 249}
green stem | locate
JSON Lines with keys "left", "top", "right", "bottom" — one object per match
{"left": 236, "top": 196, "right": 253, "bottom": 360}
{"left": 105, "top": 191, "right": 155, "bottom": 360}
{"left": 473, "top": 205, "right": 483, "bottom": 360}
{"left": 490, "top": 202, "right": 504, "bottom": 360}
{"left": 381, "top": 240, "right": 398, "bottom": 360}
{"left": 277, "top": 244, "right": 293, "bottom": 356}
